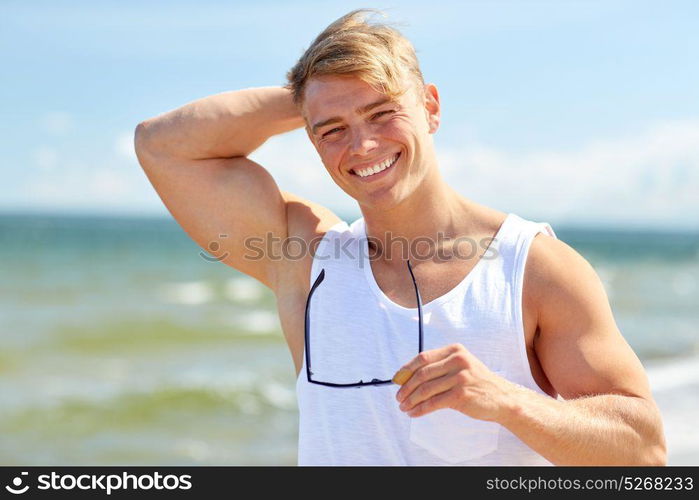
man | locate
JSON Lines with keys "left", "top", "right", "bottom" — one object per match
{"left": 134, "top": 9, "right": 666, "bottom": 465}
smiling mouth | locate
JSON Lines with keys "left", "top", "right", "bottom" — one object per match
{"left": 351, "top": 152, "right": 401, "bottom": 178}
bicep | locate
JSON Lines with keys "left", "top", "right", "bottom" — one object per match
{"left": 527, "top": 235, "right": 652, "bottom": 401}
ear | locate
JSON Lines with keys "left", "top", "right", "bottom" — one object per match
{"left": 423, "top": 83, "right": 441, "bottom": 134}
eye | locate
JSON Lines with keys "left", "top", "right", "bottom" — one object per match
{"left": 320, "top": 110, "right": 394, "bottom": 138}
{"left": 373, "top": 110, "right": 395, "bottom": 119}
{"left": 321, "top": 127, "right": 343, "bottom": 138}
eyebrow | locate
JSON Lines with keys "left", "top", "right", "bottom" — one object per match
{"left": 311, "top": 97, "right": 394, "bottom": 135}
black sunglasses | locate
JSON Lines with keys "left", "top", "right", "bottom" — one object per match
{"left": 304, "top": 259, "right": 424, "bottom": 388}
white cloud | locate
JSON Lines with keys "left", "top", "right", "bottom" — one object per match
{"left": 440, "top": 119, "right": 699, "bottom": 229}
{"left": 15, "top": 131, "right": 163, "bottom": 215}
{"left": 22, "top": 161, "right": 164, "bottom": 214}
{"left": 39, "top": 112, "right": 75, "bottom": 136}
{"left": 89, "top": 169, "right": 131, "bottom": 198}
{"left": 33, "top": 146, "right": 59, "bottom": 171}
{"left": 114, "top": 132, "right": 137, "bottom": 161}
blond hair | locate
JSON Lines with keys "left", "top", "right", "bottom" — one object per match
{"left": 285, "top": 8, "right": 424, "bottom": 107}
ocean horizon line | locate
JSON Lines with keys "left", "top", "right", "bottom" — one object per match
{"left": 1, "top": 208, "right": 698, "bottom": 237}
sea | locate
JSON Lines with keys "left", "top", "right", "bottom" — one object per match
{"left": 1, "top": 212, "right": 698, "bottom": 465}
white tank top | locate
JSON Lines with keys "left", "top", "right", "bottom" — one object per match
{"left": 296, "top": 212, "right": 558, "bottom": 465}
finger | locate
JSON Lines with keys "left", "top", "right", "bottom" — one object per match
{"left": 396, "top": 354, "right": 457, "bottom": 403}
{"left": 392, "top": 343, "right": 463, "bottom": 386}
{"left": 399, "top": 371, "right": 462, "bottom": 412}
{"left": 407, "top": 386, "right": 460, "bottom": 418}
{"left": 391, "top": 368, "right": 413, "bottom": 386}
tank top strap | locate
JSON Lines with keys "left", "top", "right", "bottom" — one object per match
{"left": 309, "top": 219, "right": 352, "bottom": 288}
{"left": 504, "top": 213, "right": 558, "bottom": 302}
{"left": 510, "top": 215, "right": 558, "bottom": 271}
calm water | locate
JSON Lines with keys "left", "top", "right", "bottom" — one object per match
{"left": 1, "top": 213, "right": 698, "bottom": 465}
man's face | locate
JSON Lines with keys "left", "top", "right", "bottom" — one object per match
{"left": 302, "top": 74, "right": 440, "bottom": 210}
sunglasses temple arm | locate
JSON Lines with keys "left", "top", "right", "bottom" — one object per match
{"left": 304, "top": 269, "right": 326, "bottom": 380}
{"left": 406, "top": 260, "right": 424, "bottom": 353}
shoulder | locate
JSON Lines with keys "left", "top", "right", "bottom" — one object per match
{"left": 523, "top": 233, "right": 613, "bottom": 331}
{"left": 276, "top": 191, "right": 344, "bottom": 295}
{"left": 283, "top": 191, "right": 344, "bottom": 256}
{"left": 524, "top": 231, "right": 604, "bottom": 303}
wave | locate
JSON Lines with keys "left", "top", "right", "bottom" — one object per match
{"left": 157, "top": 281, "right": 215, "bottom": 305}
{"left": 0, "top": 368, "right": 297, "bottom": 425}
{"left": 224, "top": 278, "right": 265, "bottom": 303}
{"left": 646, "top": 355, "right": 699, "bottom": 392}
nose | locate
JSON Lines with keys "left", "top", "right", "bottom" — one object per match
{"left": 349, "top": 125, "right": 379, "bottom": 157}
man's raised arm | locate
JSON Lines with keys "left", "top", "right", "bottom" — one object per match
{"left": 135, "top": 87, "right": 304, "bottom": 160}
{"left": 133, "top": 87, "right": 314, "bottom": 290}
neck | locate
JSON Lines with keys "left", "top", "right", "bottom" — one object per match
{"left": 359, "top": 165, "right": 475, "bottom": 264}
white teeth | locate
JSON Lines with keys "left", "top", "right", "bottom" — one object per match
{"left": 355, "top": 154, "right": 398, "bottom": 177}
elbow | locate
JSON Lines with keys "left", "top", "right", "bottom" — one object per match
{"left": 636, "top": 398, "right": 668, "bottom": 466}
{"left": 638, "top": 423, "right": 668, "bottom": 466}
{"left": 134, "top": 121, "right": 157, "bottom": 166}
{"left": 134, "top": 121, "right": 150, "bottom": 154}
{"left": 644, "top": 441, "right": 668, "bottom": 466}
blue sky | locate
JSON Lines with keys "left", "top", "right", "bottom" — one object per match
{"left": 2, "top": 0, "right": 698, "bottom": 229}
